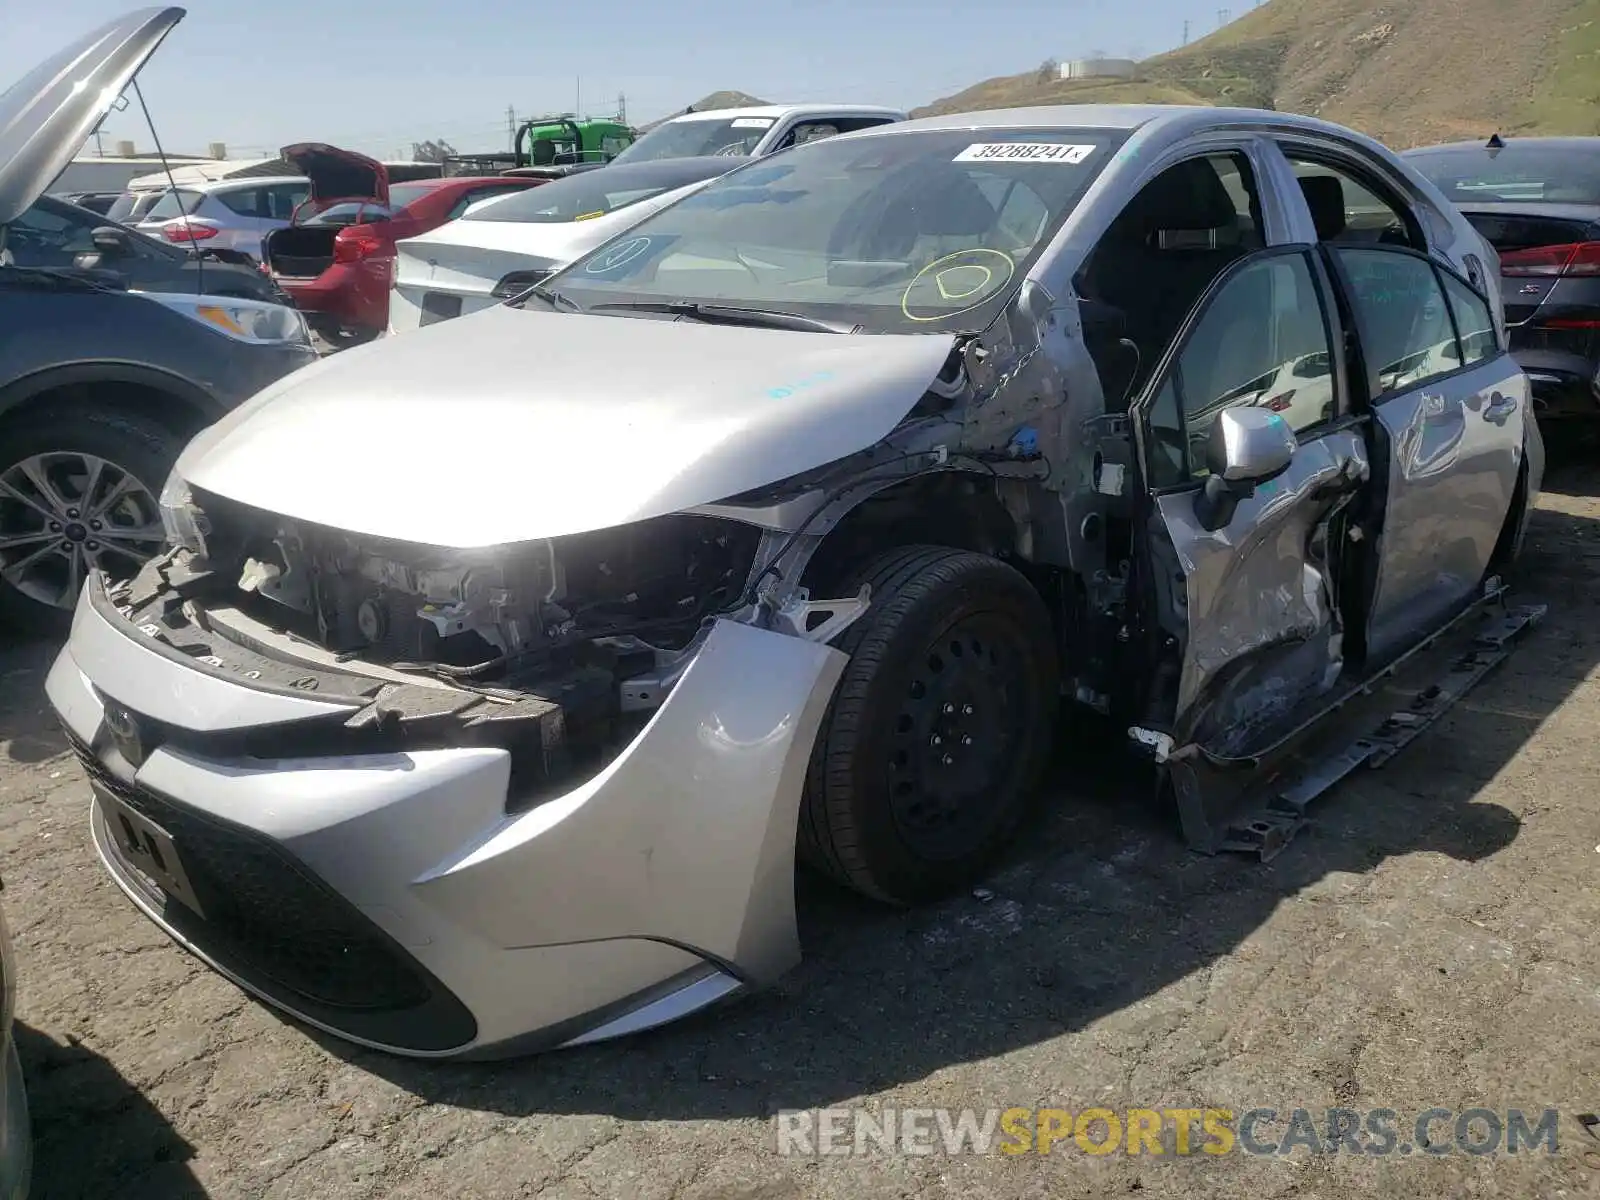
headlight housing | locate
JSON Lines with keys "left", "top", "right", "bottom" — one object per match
{"left": 159, "top": 469, "right": 210, "bottom": 556}
{"left": 137, "top": 292, "right": 312, "bottom": 346}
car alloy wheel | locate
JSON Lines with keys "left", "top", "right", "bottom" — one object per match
{"left": 0, "top": 452, "right": 164, "bottom": 611}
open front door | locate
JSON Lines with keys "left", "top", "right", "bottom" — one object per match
{"left": 1130, "top": 246, "right": 1374, "bottom": 757}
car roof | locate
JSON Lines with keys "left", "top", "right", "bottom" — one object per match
{"left": 666, "top": 103, "right": 906, "bottom": 123}
{"left": 827, "top": 104, "right": 1404, "bottom": 153}
{"left": 184, "top": 174, "right": 308, "bottom": 192}
{"left": 884, "top": 104, "right": 1256, "bottom": 134}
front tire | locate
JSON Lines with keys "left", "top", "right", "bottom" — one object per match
{"left": 0, "top": 403, "right": 180, "bottom": 636}
{"left": 799, "top": 545, "right": 1060, "bottom": 905}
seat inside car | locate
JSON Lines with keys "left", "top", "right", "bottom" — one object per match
{"left": 1298, "top": 173, "right": 1349, "bottom": 240}
{"left": 1080, "top": 157, "right": 1256, "bottom": 406}
{"left": 829, "top": 165, "right": 998, "bottom": 263}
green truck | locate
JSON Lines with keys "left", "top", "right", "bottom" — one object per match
{"left": 441, "top": 115, "right": 634, "bottom": 179}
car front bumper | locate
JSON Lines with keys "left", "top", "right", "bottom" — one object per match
{"left": 48, "top": 574, "right": 847, "bottom": 1059}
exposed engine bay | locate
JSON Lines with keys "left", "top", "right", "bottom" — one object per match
{"left": 116, "top": 491, "right": 770, "bottom": 808}
{"left": 227, "top": 504, "right": 762, "bottom": 673}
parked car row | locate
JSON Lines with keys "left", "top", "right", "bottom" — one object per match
{"left": 0, "top": 2, "right": 1585, "bottom": 1191}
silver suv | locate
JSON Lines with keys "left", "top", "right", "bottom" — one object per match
{"left": 135, "top": 175, "right": 309, "bottom": 260}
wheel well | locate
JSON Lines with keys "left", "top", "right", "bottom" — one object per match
{"left": 799, "top": 471, "right": 1091, "bottom": 694}
{"left": 1488, "top": 453, "right": 1531, "bottom": 572}
{"left": 800, "top": 473, "right": 1020, "bottom": 592}
{"left": 0, "top": 378, "right": 212, "bottom": 442}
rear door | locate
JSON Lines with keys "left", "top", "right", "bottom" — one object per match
{"left": 1322, "top": 243, "right": 1527, "bottom": 662}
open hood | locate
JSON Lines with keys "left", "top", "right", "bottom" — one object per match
{"left": 176, "top": 304, "right": 957, "bottom": 548}
{"left": 0, "top": 6, "right": 185, "bottom": 225}
{"left": 279, "top": 142, "right": 388, "bottom": 218}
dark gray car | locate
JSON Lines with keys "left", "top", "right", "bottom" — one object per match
{"left": 12, "top": 193, "right": 285, "bottom": 302}
{"left": 0, "top": 6, "right": 318, "bottom": 634}
{"left": 1404, "top": 135, "right": 1600, "bottom": 426}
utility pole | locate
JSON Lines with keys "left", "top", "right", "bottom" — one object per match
{"left": 575, "top": 77, "right": 582, "bottom": 118}
{"left": 506, "top": 105, "right": 517, "bottom": 144}
{"left": 1217, "top": 8, "right": 1230, "bottom": 28}
{"left": 617, "top": 91, "right": 627, "bottom": 123}
{"left": 93, "top": 126, "right": 106, "bottom": 156}
{"left": 1182, "top": 19, "right": 1190, "bottom": 43}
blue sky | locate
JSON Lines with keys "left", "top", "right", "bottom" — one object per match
{"left": 5, "top": 0, "right": 1229, "bottom": 160}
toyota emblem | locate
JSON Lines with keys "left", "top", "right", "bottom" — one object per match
{"left": 103, "top": 701, "right": 145, "bottom": 767}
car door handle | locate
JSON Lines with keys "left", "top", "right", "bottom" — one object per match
{"left": 1483, "top": 392, "right": 1519, "bottom": 423}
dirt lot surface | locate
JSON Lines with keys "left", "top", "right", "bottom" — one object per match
{"left": 2, "top": 462, "right": 1599, "bottom": 1200}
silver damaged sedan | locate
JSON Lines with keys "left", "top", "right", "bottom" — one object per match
{"left": 51, "top": 102, "right": 1544, "bottom": 1058}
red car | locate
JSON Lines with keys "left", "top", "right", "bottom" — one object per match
{"left": 263, "top": 144, "right": 548, "bottom": 341}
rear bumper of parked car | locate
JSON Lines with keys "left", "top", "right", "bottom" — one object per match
{"left": 276, "top": 261, "right": 390, "bottom": 336}
{"left": 387, "top": 282, "right": 499, "bottom": 334}
{"left": 47, "top": 572, "right": 846, "bottom": 1059}
{"left": 1509, "top": 344, "right": 1600, "bottom": 419}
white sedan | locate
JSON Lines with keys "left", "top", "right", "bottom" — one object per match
{"left": 388, "top": 157, "right": 741, "bottom": 331}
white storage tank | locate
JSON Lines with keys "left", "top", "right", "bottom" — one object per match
{"left": 1059, "top": 58, "right": 1138, "bottom": 80}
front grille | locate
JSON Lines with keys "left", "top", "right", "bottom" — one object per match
{"left": 72, "top": 732, "right": 477, "bottom": 1051}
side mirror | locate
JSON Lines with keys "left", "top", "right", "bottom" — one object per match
{"left": 91, "top": 226, "right": 133, "bottom": 256}
{"left": 1193, "top": 406, "right": 1297, "bottom": 532}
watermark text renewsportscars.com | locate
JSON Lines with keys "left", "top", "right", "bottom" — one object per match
{"left": 774, "top": 1106, "right": 1562, "bottom": 1157}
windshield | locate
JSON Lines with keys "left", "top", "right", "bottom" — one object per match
{"left": 104, "top": 192, "right": 140, "bottom": 222}
{"left": 462, "top": 162, "right": 716, "bottom": 224}
{"left": 143, "top": 188, "right": 204, "bottom": 221}
{"left": 304, "top": 201, "right": 393, "bottom": 226}
{"left": 611, "top": 116, "right": 774, "bottom": 164}
{"left": 1405, "top": 144, "right": 1600, "bottom": 204}
{"left": 543, "top": 127, "right": 1126, "bottom": 334}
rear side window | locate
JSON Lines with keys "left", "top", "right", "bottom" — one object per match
{"left": 215, "top": 187, "right": 267, "bottom": 217}
{"left": 265, "top": 184, "right": 310, "bottom": 219}
{"left": 105, "top": 193, "right": 138, "bottom": 222}
{"left": 1439, "top": 270, "right": 1498, "bottom": 366}
{"left": 144, "top": 189, "right": 204, "bottom": 221}
{"left": 1284, "top": 154, "right": 1422, "bottom": 250}
{"left": 447, "top": 185, "right": 530, "bottom": 221}
{"left": 1331, "top": 247, "right": 1461, "bottom": 398}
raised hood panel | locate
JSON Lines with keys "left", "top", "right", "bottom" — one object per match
{"left": 178, "top": 305, "right": 956, "bottom": 548}
{"left": 0, "top": 6, "right": 185, "bottom": 224}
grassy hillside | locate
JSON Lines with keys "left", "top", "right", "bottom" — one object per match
{"left": 915, "top": 0, "right": 1600, "bottom": 147}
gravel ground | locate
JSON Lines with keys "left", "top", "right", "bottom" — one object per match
{"left": 2, "top": 461, "right": 1599, "bottom": 1199}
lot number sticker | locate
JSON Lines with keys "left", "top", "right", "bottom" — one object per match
{"left": 731, "top": 117, "right": 776, "bottom": 128}
{"left": 953, "top": 142, "right": 1097, "bottom": 164}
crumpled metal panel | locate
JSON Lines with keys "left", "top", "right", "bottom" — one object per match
{"left": 1156, "top": 429, "right": 1369, "bottom": 726}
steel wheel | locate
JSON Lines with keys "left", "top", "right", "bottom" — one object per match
{"left": 887, "top": 614, "right": 1027, "bottom": 861}
{"left": 800, "top": 545, "right": 1060, "bottom": 904}
{"left": 0, "top": 452, "right": 164, "bottom": 611}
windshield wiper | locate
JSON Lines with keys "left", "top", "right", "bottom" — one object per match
{"left": 586, "top": 300, "right": 858, "bottom": 334}
{"left": 0, "top": 265, "right": 127, "bottom": 294}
